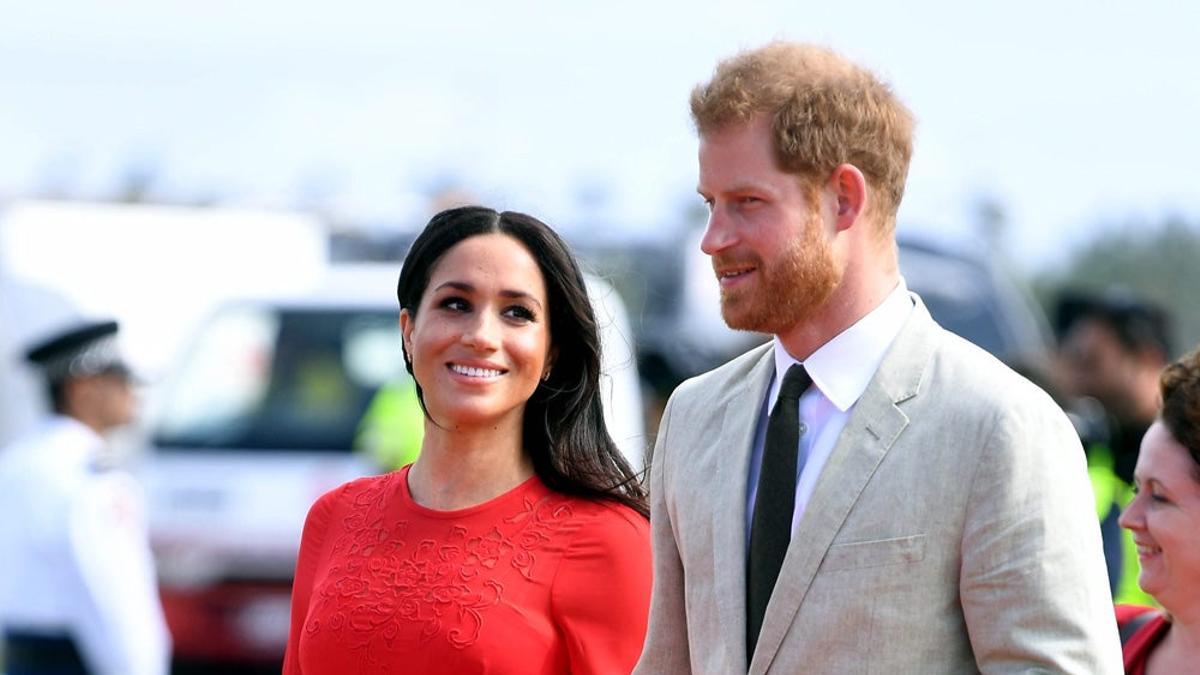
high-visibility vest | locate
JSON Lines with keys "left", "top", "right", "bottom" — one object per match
{"left": 354, "top": 375, "right": 426, "bottom": 471}
{"left": 1087, "top": 442, "right": 1156, "bottom": 607}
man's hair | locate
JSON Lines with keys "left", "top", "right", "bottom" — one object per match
{"left": 1159, "top": 347, "right": 1200, "bottom": 481}
{"left": 1055, "top": 290, "right": 1174, "bottom": 360}
{"left": 690, "top": 42, "right": 915, "bottom": 231}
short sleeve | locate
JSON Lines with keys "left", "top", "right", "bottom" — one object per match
{"left": 66, "top": 473, "right": 170, "bottom": 675}
{"left": 550, "top": 504, "right": 652, "bottom": 675}
{"left": 282, "top": 484, "right": 344, "bottom": 675}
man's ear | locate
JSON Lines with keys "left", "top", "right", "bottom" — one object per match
{"left": 828, "top": 163, "right": 868, "bottom": 233}
{"left": 61, "top": 377, "right": 96, "bottom": 417}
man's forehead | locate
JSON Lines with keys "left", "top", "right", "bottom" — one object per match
{"left": 1064, "top": 318, "right": 1124, "bottom": 355}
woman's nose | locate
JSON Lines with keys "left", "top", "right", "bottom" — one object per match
{"left": 1118, "top": 492, "right": 1144, "bottom": 531}
{"left": 461, "top": 312, "right": 500, "bottom": 350}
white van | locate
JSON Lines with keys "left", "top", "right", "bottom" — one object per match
{"left": 136, "top": 263, "right": 645, "bottom": 666}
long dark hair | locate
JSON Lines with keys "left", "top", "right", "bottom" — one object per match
{"left": 397, "top": 206, "right": 648, "bottom": 518}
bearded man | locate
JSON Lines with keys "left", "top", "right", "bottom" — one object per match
{"left": 633, "top": 42, "right": 1121, "bottom": 674}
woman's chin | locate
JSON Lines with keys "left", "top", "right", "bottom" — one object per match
{"left": 429, "top": 405, "right": 522, "bottom": 432}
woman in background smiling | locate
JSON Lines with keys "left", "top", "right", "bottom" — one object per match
{"left": 283, "top": 206, "right": 651, "bottom": 674}
{"left": 1116, "top": 346, "right": 1200, "bottom": 674}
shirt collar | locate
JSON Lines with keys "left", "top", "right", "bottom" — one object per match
{"left": 773, "top": 277, "right": 914, "bottom": 411}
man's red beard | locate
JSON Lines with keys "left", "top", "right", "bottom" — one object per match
{"left": 713, "top": 214, "right": 841, "bottom": 334}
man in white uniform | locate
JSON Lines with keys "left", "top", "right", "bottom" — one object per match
{"left": 0, "top": 320, "right": 170, "bottom": 675}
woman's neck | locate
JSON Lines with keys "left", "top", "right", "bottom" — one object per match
{"left": 407, "top": 421, "right": 534, "bottom": 511}
{"left": 1150, "top": 615, "right": 1200, "bottom": 675}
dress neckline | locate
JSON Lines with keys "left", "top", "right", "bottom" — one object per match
{"left": 397, "top": 464, "right": 545, "bottom": 519}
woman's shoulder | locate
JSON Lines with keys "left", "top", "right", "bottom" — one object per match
{"left": 555, "top": 494, "right": 649, "bottom": 549}
{"left": 1115, "top": 603, "right": 1168, "bottom": 655}
{"left": 547, "top": 494, "right": 652, "bottom": 618}
{"left": 307, "top": 471, "right": 403, "bottom": 521}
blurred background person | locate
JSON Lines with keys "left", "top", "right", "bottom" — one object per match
{"left": 1115, "top": 346, "right": 1200, "bottom": 674}
{"left": 283, "top": 207, "right": 651, "bottom": 674}
{"left": 1055, "top": 290, "right": 1174, "bottom": 604}
{"left": 0, "top": 320, "right": 170, "bottom": 675}
{"left": 1057, "top": 290, "right": 1174, "bottom": 484}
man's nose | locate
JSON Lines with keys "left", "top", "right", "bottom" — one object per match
{"left": 700, "top": 207, "right": 736, "bottom": 256}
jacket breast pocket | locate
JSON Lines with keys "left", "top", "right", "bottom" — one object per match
{"left": 820, "top": 534, "right": 926, "bottom": 572}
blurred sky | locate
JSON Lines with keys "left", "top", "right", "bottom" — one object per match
{"left": 1, "top": 0, "right": 1198, "bottom": 271}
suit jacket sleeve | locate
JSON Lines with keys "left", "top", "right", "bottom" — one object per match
{"left": 960, "top": 393, "right": 1123, "bottom": 674}
{"left": 633, "top": 393, "right": 693, "bottom": 674}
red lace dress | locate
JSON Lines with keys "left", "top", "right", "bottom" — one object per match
{"left": 282, "top": 466, "right": 651, "bottom": 675}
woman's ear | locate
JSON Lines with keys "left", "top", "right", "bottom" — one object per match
{"left": 399, "top": 309, "right": 414, "bottom": 363}
{"left": 542, "top": 346, "right": 559, "bottom": 381}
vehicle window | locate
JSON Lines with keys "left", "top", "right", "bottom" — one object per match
{"left": 154, "top": 307, "right": 402, "bottom": 452}
{"left": 899, "top": 245, "right": 1008, "bottom": 357}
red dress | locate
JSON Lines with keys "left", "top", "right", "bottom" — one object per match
{"left": 1116, "top": 604, "right": 1170, "bottom": 675}
{"left": 282, "top": 466, "right": 652, "bottom": 674}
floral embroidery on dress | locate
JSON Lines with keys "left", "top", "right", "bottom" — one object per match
{"left": 304, "top": 473, "right": 579, "bottom": 652}
{"left": 504, "top": 495, "right": 573, "bottom": 580}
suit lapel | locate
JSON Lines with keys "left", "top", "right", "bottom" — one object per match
{"left": 711, "top": 345, "right": 775, "bottom": 671}
{"left": 749, "top": 299, "right": 938, "bottom": 674}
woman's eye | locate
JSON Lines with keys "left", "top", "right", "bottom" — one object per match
{"left": 439, "top": 296, "right": 470, "bottom": 312}
{"left": 504, "top": 305, "right": 536, "bottom": 322}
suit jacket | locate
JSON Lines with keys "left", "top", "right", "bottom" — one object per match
{"left": 634, "top": 297, "right": 1122, "bottom": 674}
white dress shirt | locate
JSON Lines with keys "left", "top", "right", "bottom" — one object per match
{"left": 745, "top": 279, "right": 914, "bottom": 545}
{"left": 0, "top": 415, "right": 170, "bottom": 675}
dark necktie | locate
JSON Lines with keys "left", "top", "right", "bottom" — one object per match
{"left": 746, "top": 363, "right": 812, "bottom": 662}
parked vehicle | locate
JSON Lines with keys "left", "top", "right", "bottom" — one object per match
{"left": 136, "top": 264, "right": 645, "bottom": 666}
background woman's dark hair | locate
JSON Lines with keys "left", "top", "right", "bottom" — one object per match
{"left": 1159, "top": 347, "right": 1200, "bottom": 482}
{"left": 396, "top": 205, "right": 648, "bottom": 517}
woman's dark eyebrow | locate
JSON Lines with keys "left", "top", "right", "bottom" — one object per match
{"left": 498, "top": 289, "right": 543, "bottom": 310}
{"left": 433, "top": 281, "right": 543, "bottom": 310}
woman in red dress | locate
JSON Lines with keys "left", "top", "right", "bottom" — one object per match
{"left": 283, "top": 206, "right": 651, "bottom": 674}
{"left": 1116, "top": 347, "right": 1200, "bottom": 674}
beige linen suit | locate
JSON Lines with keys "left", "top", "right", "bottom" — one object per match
{"left": 634, "top": 298, "right": 1121, "bottom": 674}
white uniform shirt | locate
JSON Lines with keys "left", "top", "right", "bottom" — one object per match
{"left": 745, "top": 280, "right": 914, "bottom": 544}
{"left": 0, "top": 415, "right": 170, "bottom": 675}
